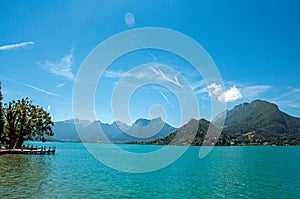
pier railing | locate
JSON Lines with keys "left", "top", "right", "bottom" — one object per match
{"left": 0, "top": 146, "right": 56, "bottom": 155}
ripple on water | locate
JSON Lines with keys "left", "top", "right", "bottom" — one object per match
{"left": 0, "top": 144, "right": 300, "bottom": 198}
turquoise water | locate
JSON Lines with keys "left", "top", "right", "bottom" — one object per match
{"left": 1, "top": 142, "right": 299, "bottom": 198}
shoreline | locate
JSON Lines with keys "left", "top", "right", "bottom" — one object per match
{"left": 47, "top": 140, "right": 300, "bottom": 147}
{"left": 0, "top": 148, "right": 56, "bottom": 155}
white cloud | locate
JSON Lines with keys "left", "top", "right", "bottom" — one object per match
{"left": 23, "top": 83, "right": 61, "bottom": 98}
{"left": 271, "top": 88, "right": 299, "bottom": 102}
{"left": 287, "top": 103, "right": 299, "bottom": 108}
{"left": 241, "top": 85, "right": 271, "bottom": 99}
{"left": 43, "top": 49, "right": 75, "bottom": 80}
{"left": 0, "top": 75, "right": 62, "bottom": 99}
{"left": 192, "top": 80, "right": 206, "bottom": 90}
{"left": 193, "top": 82, "right": 244, "bottom": 103}
{"left": 292, "top": 88, "right": 300, "bottom": 93}
{"left": 104, "top": 71, "right": 124, "bottom": 78}
{"left": 56, "top": 83, "right": 65, "bottom": 88}
{"left": 135, "top": 38, "right": 157, "bottom": 60}
{"left": 149, "top": 66, "right": 183, "bottom": 87}
{"left": 277, "top": 101, "right": 300, "bottom": 108}
{"left": 105, "top": 65, "right": 184, "bottom": 88}
{"left": 218, "top": 86, "right": 243, "bottom": 103}
{"left": 159, "top": 91, "right": 175, "bottom": 108}
{"left": 47, "top": 105, "right": 51, "bottom": 111}
{"left": 104, "top": 69, "right": 148, "bottom": 80}
{"left": 270, "top": 87, "right": 300, "bottom": 109}
{"left": 160, "top": 91, "right": 169, "bottom": 102}
{"left": 192, "top": 80, "right": 211, "bottom": 95}
{"left": 199, "top": 82, "right": 271, "bottom": 103}
{"left": 0, "top": 41, "right": 34, "bottom": 50}
{"left": 194, "top": 87, "right": 208, "bottom": 94}
{"left": 208, "top": 83, "right": 223, "bottom": 96}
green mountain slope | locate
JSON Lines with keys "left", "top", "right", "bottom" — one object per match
{"left": 148, "top": 119, "right": 221, "bottom": 146}
{"left": 221, "top": 100, "right": 300, "bottom": 145}
{"left": 149, "top": 100, "right": 300, "bottom": 146}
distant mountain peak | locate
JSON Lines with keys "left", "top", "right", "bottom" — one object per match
{"left": 52, "top": 117, "right": 176, "bottom": 143}
{"left": 220, "top": 99, "right": 300, "bottom": 143}
{"left": 133, "top": 118, "right": 151, "bottom": 126}
{"left": 250, "top": 99, "right": 279, "bottom": 109}
{"left": 150, "top": 99, "right": 300, "bottom": 146}
{"left": 113, "top": 120, "right": 127, "bottom": 126}
{"left": 133, "top": 117, "right": 164, "bottom": 127}
{"left": 229, "top": 100, "right": 280, "bottom": 115}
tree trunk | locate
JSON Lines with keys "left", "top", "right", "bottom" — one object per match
{"left": 8, "top": 118, "right": 17, "bottom": 149}
{"left": 9, "top": 131, "right": 16, "bottom": 149}
{"left": 16, "top": 135, "right": 24, "bottom": 148}
{"left": 16, "top": 111, "right": 26, "bottom": 148}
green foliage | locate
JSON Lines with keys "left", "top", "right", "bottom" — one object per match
{"left": 1, "top": 97, "right": 54, "bottom": 149}
{"left": 147, "top": 119, "right": 220, "bottom": 146}
{"left": 148, "top": 100, "right": 300, "bottom": 146}
{"left": 221, "top": 100, "right": 300, "bottom": 145}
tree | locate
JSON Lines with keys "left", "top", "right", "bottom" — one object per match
{"left": 4, "top": 97, "right": 54, "bottom": 149}
{"left": 0, "top": 82, "right": 4, "bottom": 141}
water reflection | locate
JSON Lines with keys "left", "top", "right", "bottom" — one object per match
{"left": 0, "top": 154, "right": 52, "bottom": 198}
{"left": 1, "top": 143, "right": 299, "bottom": 198}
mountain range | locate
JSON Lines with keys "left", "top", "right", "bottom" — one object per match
{"left": 51, "top": 100, "right": 300, "bottom": 145}
{"left": 148, "top": 100, "right": 300, "bottom": 146}
{"left": 51, "top": 117, "right": 177, "bottom": 143}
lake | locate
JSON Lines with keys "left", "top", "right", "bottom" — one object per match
{"left": 0, "top": 142, "right": 299, "bottom": 198}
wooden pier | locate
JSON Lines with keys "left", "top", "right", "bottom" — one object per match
{"left": 0, "top": 148, "right": 56, "bottom": 155}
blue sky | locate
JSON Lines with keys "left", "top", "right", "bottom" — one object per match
{"left": 0, "top": 0, "right": 299, "bottom": 127}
